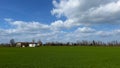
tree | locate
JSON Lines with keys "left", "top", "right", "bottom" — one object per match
{"left": 37, "top": 40, "right": 42, "bottom": 46}
{"left": 32, "top": 39, "right": 35, "bottom": 44}
{"left": 92, "top": 40, "right": 96, "bottom": 46}
{"left": 10, "top": 39, "right": 15, "bottom": 47}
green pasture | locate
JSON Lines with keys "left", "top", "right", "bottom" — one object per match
{"left": 0, "top": 46, "right": 120, "bottom": 68}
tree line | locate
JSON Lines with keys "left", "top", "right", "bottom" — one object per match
{"left": 44, "top": 40, "right": 120, "bottom": 46}
{"left": 0, "top": 39, "right": 120, "bottom": 47}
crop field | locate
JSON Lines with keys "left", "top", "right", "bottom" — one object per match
{"left": 0, "top": 46, "right": 120, "bottom": 68}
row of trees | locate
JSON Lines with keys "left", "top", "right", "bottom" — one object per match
{"left": 0, "top": 39, "right": 120, "bottom": 47}
{"left": 44, "top": 40, "right": 120, "bottom": 46}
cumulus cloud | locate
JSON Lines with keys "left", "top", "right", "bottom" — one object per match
{"left": 51, "top": 19, "right": 81, "bottom": 30}
{"left": 52, "top": 0, "right": 120, "bottom": 25}
{"left": 5, "top": 19, "right": 50, "bottom": 32}
{"left": 0, "top": 19, "right": 95, "bottom": 43}
{"left": 75, "top": 27, "right": 96, "bottom": 33}
{"left": 0, "top": 19, "right": 51, "bottom": 43}
{"left": 1, "top": 18, "right": 120, "bottom": 43}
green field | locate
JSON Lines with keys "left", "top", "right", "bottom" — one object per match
{"left": 0, "top": 46, "right": 120, "bottom": 68}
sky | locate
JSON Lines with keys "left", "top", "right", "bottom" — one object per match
{"left": 0, "top": 0, "right": 120, "bottom": 43}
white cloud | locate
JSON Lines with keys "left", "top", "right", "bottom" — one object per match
{"left": 52, "top": 0, "right": 120, "bottom": 25}
{"left": 75, "top": 27, "right": 96, "bottom": 33}
{"left": 50, "top": 19, "right": 81, "bottom": 30}
{"left": 1, "top": 19, "right": 120, "bottom": 43}
{"left": 96, "top": 31, "right": 113, "bottom": 37}
{"left": 4, "top": 19, "right": 51, "bottom": 34}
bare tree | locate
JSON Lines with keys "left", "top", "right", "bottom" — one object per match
{"left": 37, "top": 39, "right": 42, "bottom": 46}
{"left": 10, "top": 39, "right": 15, "bottom": 47}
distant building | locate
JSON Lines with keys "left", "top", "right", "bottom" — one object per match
{"left": 16, "top": 42, "right": 29, "bottom": 47}
{"left": 16, "top": 42, "right": 42, "bottom": 47}
{"left": 29, "top": 42, "right": 37, "bottom": 47}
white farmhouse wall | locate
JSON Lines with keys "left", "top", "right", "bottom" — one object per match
{"left": 29, "top": 44, "right": 36, "bottom": 47}
{"left": 16, "top": 43, "right": 21, "bottom": 47}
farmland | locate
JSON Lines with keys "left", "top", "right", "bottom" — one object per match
{"left": 0, "top": 46, "right": 120, "bottom": 68}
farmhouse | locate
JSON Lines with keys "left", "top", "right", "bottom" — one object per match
{"left": 16, "top": 42, "right": 42, "bottom": 47}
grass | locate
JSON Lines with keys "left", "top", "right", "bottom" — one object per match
{"left": 0, "top": 46, "right": 120, "bottom": 68}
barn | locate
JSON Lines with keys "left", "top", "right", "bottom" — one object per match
{"left": 16, "top": 42, "right": 40, "bottom": 47}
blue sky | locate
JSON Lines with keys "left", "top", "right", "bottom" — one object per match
{"left": 0, "top": 0, "right": 120, "bottom": 43}
{"left": 0, "top": 0, "right": 55, "bottom": 24}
